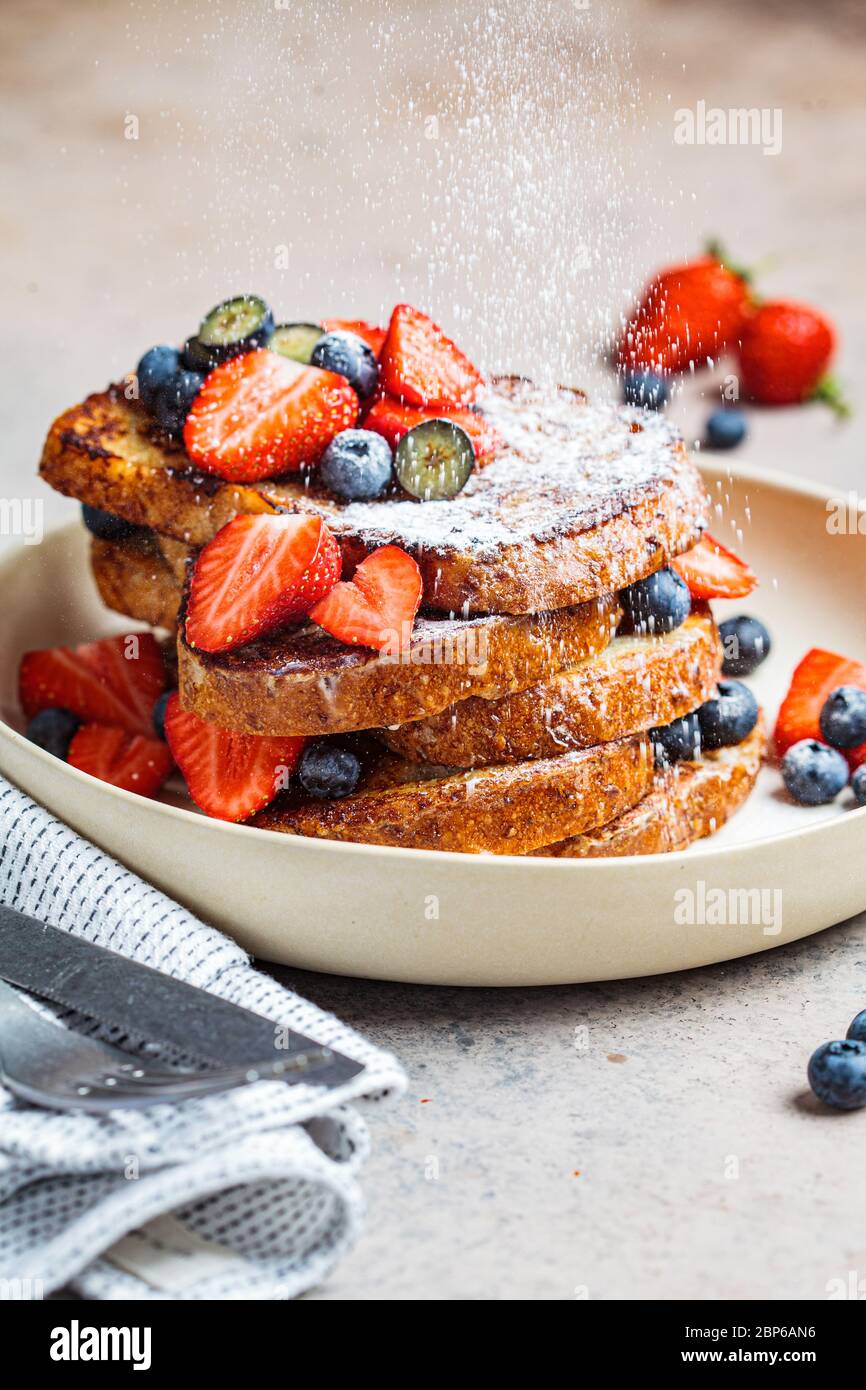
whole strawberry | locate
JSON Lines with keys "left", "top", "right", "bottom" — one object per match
{"left": 618, "top": 246, "right": 751, "bottom": 373}
{"left": 738, "top": 301, "right": 848, "bottom": 415}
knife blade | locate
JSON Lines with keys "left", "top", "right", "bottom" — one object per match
{"left": 0, "top": 904, "right": 364, "bottom": 1089}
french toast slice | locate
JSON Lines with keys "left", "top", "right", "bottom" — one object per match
{"left": 89, "top": 531, "right": 621, "bottom": 737}
{"left": 379, "top": 607, "right": 722, "bottom": 766}
{"left": 533, "top": 717, "right": 765, "bottom": 857}
{"left": 251, "top": 734, "right": 652, "bottom": 854}
{"left": 43, "top": 376, "right": 709, "bottom": 614}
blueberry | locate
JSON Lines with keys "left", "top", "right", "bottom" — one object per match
{"left": 311, "top": 330, "right": 379, "bottom": 400}
{"left": 319, "top": 430, "right": 393, "bottom": 500}
{"left": 852, "top": 765, "right": 866, "bottom": 807}
{"left": 136, "top": 345, "right": 180, "bottom": 413}
{"left": 25, "top": 707, "right": 81, "bottom": 761}
{"left": 846, "top": 1010, "right": 866, "bottom": 1044}
{"left": 619, "top": 567, "right": 691, "bottom": 635}
{"left": 697, "top": 679, "right": 759, "bottom": 750}
{"left": 153, "top": 368, "right": 205, "bottom": 436}
{"left": 781, "top": 738, "right": 849, "bottom": 805}
{"left": 819, "top": 686, "right": 866, "bottom": 750}
{"left": 298, "top": 741, "right": 362, "bottom": 800}
{"left": 719, "top": 614, "right": 771, "bottom": 677}
{"left": 808, "top": 1039, "right": 866, "bottom": 1111}
{"left": 622, "top": 370, "right": 670, "bottom": 411}
{"left": 152, "top": 690, "right": 173, "bottom": 741}
{"left": 705, "top": 409, "right": 747, "bottom": 450}
{"left": 81, "top": 505, "right": 139, "bottom": 542}
{"left": 650, "top": 712, "right": 701, "bottom": 766}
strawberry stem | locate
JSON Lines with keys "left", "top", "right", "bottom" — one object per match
{"left": 810, "top": 375, "right": 852, "bottom": 420}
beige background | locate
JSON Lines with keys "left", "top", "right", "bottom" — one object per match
{"left": 3, "top": 0, "right": 866, "bottom": 1301}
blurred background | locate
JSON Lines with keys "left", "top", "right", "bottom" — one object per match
{"left": 1, "top": 0, "right": 864, "bottom": 535}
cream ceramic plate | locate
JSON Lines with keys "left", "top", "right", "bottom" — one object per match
{"left": 1, "top": 464, "right": 865, "bottom": 985}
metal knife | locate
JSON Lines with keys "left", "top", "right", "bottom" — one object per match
{"left": 0, "top": 903, "right": 364, "bottom": 1090}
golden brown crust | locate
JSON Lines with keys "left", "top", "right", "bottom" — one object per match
{"left": 533, "top": 716, "right": 765, "bottom": 857}
{"left": 41, "top": 380, "right": 709, "bottom": 614}
{"left": 90, "top": 533, "right": 183, "bottom": 631}
{"left": 379, "top": 607, "right": 722, "bottom": 766}
{"left": 252, "top": 735, "right": 652, "bottom": 854}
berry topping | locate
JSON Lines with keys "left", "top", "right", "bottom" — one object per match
{"left": 136, "top": 345, "right": 180, "bottom": 413}
{"left": 152, "top": 689, "right": 173, "bottom": 741}
{"left": 67, "top": 724, "right": 174, "bottom": 797}
{"left": 364, "top": 394, "right": 502, "bottom": 464}
{"left": 719, "top": 615, "right": 771, "bottom": 677}
{"left": 774, "top": 648, "right": 866, "bottom": 757}
{"left": 622, "top": 370, "right": 669, "bottom": 411}
{"left": 267, "top": 322, "right": 325, "bottom": 366}
{"left": 781, "top": 739, "right": 848, "bottom": 806}
{"left": 197, "top": 294, "right": 274, "bottom": 364}
{"left": 153, "top": 367, "right": 205, "bottom": 436}
{"left": 164, "top": 694, "right": 304, "bottom": 821}
{"left": 19, "top": 633, "right": 167, "bottom": 737}
{"left": 297, "top": 740, "right": 362, "bottom": 800}
{"left": 697, "top": 680, "right": 759, "bottom": 751}
{"left": 25, "top": 707, "right": 81, "bottom": 761}
{"left": 670, "top": 533, "right": 757, "bottom": 601}
{"left": 183, "top": 349, "right": 358, "bottom": 482}
{"left": 319, "top": 429, "right": 393, "bottom": 501}
{"left": 394, "top": 419, "right": 476, "bottom": 501}
{"left": 650, "top": 712, "right": 701, "bottom": 766}
{"left": 808, "top": 1039, "right": 866, "bottom": 1111}
{"left": 185, "top": 513, "right": 341, "bottom": 653}
{"left": 619, "top": 566, "right": 691, "bottom": 636}
{"left": 309, "top": 545, "right": 423, "bottom": 653}
{"left": 852, "top": 766, "right": 866, "bottom": 808}
{"left": 321, "top": 318, "right": 387, "bottom": 356}
{"left": 379, "top": 303, "right": 483, "bottom": 408}
{"left": 311, "top": 329, "right": 379, "bottom": 400}
{"left": 81, "top": 505, "right": 140, "bottom": 542}
{"left": 705, "top": 408, "right": 747, "bottom": 450}
{"left": 819, "top": 686, "right": 866, "bottom": 750}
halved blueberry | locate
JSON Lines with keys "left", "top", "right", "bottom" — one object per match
{"left": 298, "top": 741, "right": 362, "bottom": 800}
{"left": 319, "top": 430, "right": 393, "bottom": 501}
{"left": 267, "top": 322, "right": 324, "bottom": 365}
{"left": 781, "top": 738, "right": 848, "bottom": 805}
{"left": 311, "top": 330, "right": 379, "bottom": 399}
{"left": 719, "top": 614, "right": 771, "bottom": 677}
{"left": 26, "top": 707, "right": 81, "bottom": 761}
{"left": 650, "top": 712, "right": 701, "bottom": 766}
{"left": 197, "top": 295, "right": 274, "bottom": 363}
{"left": 697, "top": 680, "right": 759, "bottom": 750}
{"left": 136, "top": 345, "right": 180, "bottom": 413}
{"left": 395, "top": 419, "right": 475, "bottom": 501}
{"left": 81, "top": 505, "right": 139, "bottom": 542}
{"left": 182, "top": 335, "right": 219, "bottom": 373}
{"left": 819, "top": 686, "right": 866, "bottom": 750}
{"left": 619, "top": 567, "right": 691, "bottom": 636}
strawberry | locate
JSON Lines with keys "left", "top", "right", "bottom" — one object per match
{"left": 363, "top": 394, "right": 503, "bottom": 465}
{"left": 19, "top": 633, "right": 167, "bottom": 736}
{"left": 309, "top": 545, "right": 422, "bottom": 653}
{"left": 321, "top": 318, "right": 387, "bottom": 356}
{"left": 67, "top": 724, "right": 174, "bottom": 797}
{"left": 775, "top": 649, "right": 866, "bottom": 758}
{"left": 164, "top": 694, "right": 304, "bottom": 821}
{"left": 185, "top": 514, "right": 341, "bottom": 653}
{"left": 183, "top": 349, "right": 358, "bottom": 483}
{"left": 378, "top": 304, "right": 483, "bottom": 408}
{"left": 738, "top": 301, "right": 848, "bottom": 415}
{"left": 670, "top": 534, "right": 757, "bottom": 600}
{"left": 618, "top": 250, "right": 751, "bottom": 373}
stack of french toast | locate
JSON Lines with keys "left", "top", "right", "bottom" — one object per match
{"left": 33, "top": 297, "right": 766, "bottom": 855}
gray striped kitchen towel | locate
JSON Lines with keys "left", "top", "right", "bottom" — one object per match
{"left": 0, "top": 775, "right": 406, "bottom": 1300}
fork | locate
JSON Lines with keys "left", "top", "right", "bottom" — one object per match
{"left": 0, "top": 979, "right": 334, "bottom": 1113}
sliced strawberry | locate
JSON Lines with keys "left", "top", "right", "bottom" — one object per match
{"left": 309, "top": 545, "right": 422, "bottom": 653}
{"left": 68, "top": 724, "right": 174, "bottom": 797}
{"left": 670, "top": 533, "right": 757, "bottom": 600}
{"left": 378, "top": 304, "right": 483, "bottom": 409}
{"left": 164, "top": 694, "right": 304, "bottom": 821}
{"left": 775, "top": 648, "right": 866, "bottom": 757}
{"left": 363, "top": 394, "right": 503, "bottom": 465}
{"left": 19, "top": 634, "right": 167, "bottom": 736}
{"left": 183, "top": 349, "right": 358, "bottom": 483}
{"left": 185, "top": 514, "right": 341, "bottom": 653}
{"left": 321, "top": 318, "right": 387, "bottom": 356}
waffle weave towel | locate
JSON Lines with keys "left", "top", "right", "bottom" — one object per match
{"left": 0, "top": 776, "right": 406, "bottom": 1300}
